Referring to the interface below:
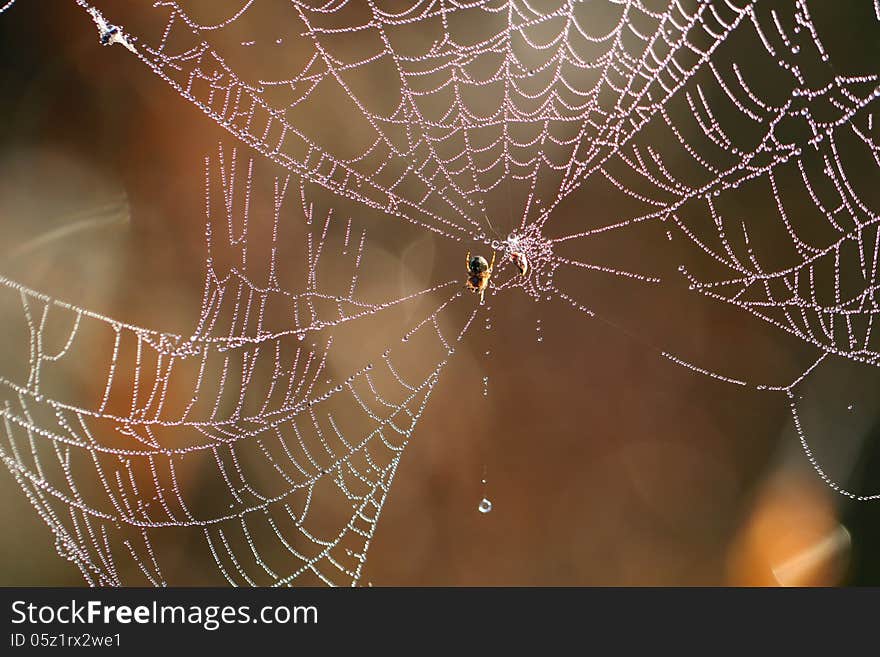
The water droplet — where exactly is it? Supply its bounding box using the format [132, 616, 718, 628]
[478, 498, 493, 514]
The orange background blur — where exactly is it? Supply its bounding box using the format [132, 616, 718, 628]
[1, 1, 879, 586]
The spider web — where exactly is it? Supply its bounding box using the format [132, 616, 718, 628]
[1, 0, 880, 585]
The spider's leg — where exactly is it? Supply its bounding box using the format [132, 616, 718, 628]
[466, 251, 471, 271]
[489, 251, 496, 271]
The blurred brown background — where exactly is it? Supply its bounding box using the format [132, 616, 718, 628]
[1, 0, 879, 586]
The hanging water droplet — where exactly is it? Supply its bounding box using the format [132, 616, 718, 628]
[478, 498, 493, 514]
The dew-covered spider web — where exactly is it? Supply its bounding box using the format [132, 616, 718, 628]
[1, 0, 880, 585]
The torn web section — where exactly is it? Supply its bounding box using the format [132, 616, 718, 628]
[659, 1, 880, 365]
[0, 144, 478, 586]
[540, 0, 880, 500]
[539, 1, 876, 383]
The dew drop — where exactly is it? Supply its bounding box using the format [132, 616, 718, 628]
[478, 498, 493, 514]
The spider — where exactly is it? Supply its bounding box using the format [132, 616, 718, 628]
[465, 251, 495, 304]
[88, 7, 137, 54]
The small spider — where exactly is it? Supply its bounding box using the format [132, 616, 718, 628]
[510, 251, 529, 276]
[465, 251, 495, 304]
[88, 7, 137, 54]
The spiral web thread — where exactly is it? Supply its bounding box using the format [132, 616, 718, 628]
[1, 0, 880, 584]
[0, 141, 476, 585]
